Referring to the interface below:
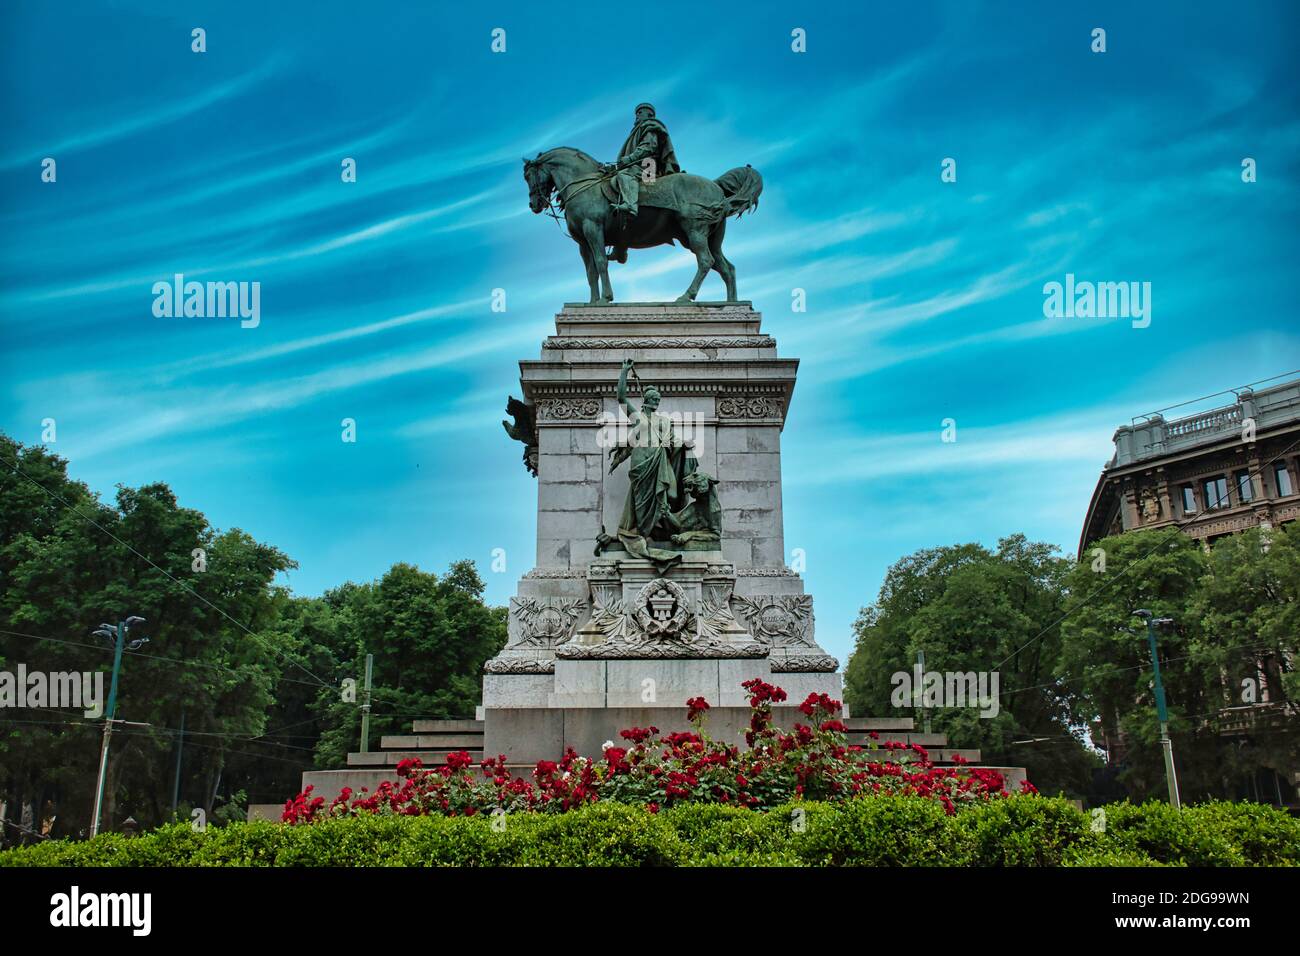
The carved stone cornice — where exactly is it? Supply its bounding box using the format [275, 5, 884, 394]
[523, 567, 588, 579]
[544, 336, 775, 349]
[528, 383, 789, 400]
[555, 303, 759, 322]
[556, 640, 767, 660]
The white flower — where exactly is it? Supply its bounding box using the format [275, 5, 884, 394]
[602, 739, 615, 751]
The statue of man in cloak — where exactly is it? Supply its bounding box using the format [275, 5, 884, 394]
[603, 103, 681, 263]
[607, 102, 680, 215]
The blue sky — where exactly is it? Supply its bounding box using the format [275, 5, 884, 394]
[2, 1, 1298, 665]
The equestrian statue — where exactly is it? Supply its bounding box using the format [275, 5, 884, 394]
[522, 103, 763, 304]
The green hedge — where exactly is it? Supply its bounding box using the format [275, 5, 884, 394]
[3, 797, 1296, 867]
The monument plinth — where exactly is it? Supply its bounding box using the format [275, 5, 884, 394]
[487, 300, 841, 762]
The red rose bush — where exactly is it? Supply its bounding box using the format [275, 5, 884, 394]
[283, 679, 1018, 824]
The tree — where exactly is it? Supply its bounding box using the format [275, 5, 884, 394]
[1060, 526, 1297, 803]
[0, 432, 509, 839]
[309, 561, 506, 768]
[845, 535, 1099, 798]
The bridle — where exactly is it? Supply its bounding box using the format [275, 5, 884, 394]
[525, 154, 614, 229]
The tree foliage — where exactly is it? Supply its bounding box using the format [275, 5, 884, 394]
[845, 535, 1099, 799]
[0, 433, 504, 840]
[1062, 527, 1299, 802]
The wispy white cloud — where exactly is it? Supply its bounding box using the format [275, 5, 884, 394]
[787, 407, 1128, 488]
[0, 57, 287, 170]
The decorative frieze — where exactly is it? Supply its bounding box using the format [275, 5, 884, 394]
[1186, 514, 1263, 537]
[558, 573, 766, 659]
[718, 396, 784, 420]
[733, 594, 815, 647]
[508, 597, 585, 647]
[772, 654, 840, 673]
[556, 640, 766, 659]
[483, 657, 556, 674]
[536, 398, 602, 421]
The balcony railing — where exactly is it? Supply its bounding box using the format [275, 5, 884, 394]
[1164, 404, 1243, 441]
[1112, 377, 1300, 467]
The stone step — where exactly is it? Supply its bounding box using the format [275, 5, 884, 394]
[347, 749, 484, 767]
[380, 734, 485, 750]
[410, 719, 483, 733]
[302, 759, 1018, 807]
[933, 749, 980, 763]
[856, 749, 982, 764]
[553, 302, 764, 338]
[843, 717, 915, 731]
[846, 732, 948, 747]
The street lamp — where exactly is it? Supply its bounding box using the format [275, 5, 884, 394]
[90, 616, 149, 837]
[1133, 609, 1180, 809]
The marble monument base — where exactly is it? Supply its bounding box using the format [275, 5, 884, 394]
[482, 657, 845, 763]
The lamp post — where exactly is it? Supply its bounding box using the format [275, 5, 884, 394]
[90, 616, 148, 837]
[1133, 609, 1180, 809]
[359, 653, 374, 753]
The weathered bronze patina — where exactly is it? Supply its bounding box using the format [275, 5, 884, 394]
[522, 104, 762, 303]
[595, 358, 722, 565]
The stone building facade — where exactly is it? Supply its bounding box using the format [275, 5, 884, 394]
[1079, 377, 1300, 556]
[1078, 375, 1300, 808]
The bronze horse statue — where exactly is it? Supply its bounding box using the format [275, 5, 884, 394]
[523, 147, 762, 303]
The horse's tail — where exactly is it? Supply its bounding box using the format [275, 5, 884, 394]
[714, 164, 763, 218]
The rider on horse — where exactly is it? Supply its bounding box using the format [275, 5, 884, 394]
[603, 103, 680, 262]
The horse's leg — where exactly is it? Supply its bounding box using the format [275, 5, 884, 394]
[676, 224, 714, 302]
[581, 219, 613, 302]
[708, 220, 737, 302]
[578, 238, 599, 303]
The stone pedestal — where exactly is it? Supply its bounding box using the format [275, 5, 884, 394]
[294, 301, 1029, 800]
[485, 301, 841, 763]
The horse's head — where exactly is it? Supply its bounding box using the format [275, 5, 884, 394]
[522, 154, 553, 214]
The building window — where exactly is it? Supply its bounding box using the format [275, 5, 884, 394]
[1203, 476, 1229, 510]
[1181, 485, 1197, 514]
[1277, 463, 1295, 497]
[1235, 470, 1254, 503]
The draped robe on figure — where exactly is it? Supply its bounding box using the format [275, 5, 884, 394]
[615, 407, 697, 566]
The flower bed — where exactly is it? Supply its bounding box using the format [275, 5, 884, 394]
[283, 679, 1031, 824]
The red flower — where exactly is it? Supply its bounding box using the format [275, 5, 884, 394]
[798, 692, 843, 717]
[395, 757, 423, 778]
[445, 751, 474, 771]
[686, 696, 711, 722]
